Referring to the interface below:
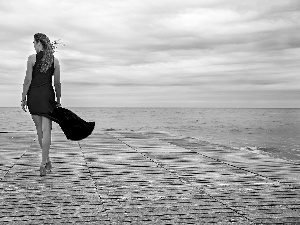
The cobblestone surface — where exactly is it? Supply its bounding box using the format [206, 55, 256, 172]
[0, 130, 299, 224]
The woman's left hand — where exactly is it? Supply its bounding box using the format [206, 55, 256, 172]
[21, 99, 27, 112]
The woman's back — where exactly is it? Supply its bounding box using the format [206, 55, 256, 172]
[30, 51, 55, 87]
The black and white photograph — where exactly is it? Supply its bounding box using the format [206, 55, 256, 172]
[0, 0, 300, 224]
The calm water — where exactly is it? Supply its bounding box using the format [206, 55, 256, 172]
[1, 107, 299, 162]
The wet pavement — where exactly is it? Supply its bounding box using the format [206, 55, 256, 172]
[0, 130, 299, 224]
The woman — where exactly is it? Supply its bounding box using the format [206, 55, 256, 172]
[21, 33, 61, 176]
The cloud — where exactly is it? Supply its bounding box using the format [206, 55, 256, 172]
[0, 0, 299, 107]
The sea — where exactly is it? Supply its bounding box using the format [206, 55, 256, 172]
[1, 107, 299, 163]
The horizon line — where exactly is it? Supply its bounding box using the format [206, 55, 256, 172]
[1, 106, 300, 109]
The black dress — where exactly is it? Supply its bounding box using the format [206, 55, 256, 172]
[27, 51, 95, 141]
[27, 51, 56, 116]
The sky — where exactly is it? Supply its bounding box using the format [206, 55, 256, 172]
[1, 0, 300, 108]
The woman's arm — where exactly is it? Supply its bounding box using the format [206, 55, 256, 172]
[54, 58, 61, 104]
[22, 55, 34, 101]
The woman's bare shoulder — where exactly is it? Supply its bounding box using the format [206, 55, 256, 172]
[54, 57, 60, 69]
[28, 54, 36, 60]
[28, 54, 36, 66]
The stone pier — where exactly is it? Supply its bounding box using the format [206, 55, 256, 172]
[0, 131, 299, 224]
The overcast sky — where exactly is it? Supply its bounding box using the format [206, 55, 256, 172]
[1, 0, 300, 107]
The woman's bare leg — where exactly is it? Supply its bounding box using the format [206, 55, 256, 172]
[41, 116, 52, 164]
[31, 115, 43, 148]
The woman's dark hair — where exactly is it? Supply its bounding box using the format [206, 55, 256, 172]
[34, 33, 55, 73]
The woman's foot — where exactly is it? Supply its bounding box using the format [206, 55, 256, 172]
[45, 159, 52, 171]
[40, 163, 47, 176]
